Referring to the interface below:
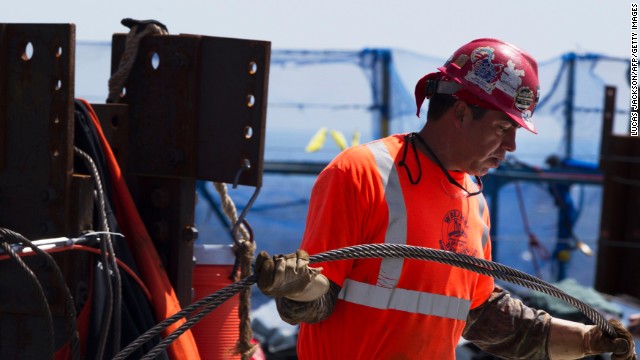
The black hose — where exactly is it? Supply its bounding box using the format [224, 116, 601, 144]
[114, 243, 617, 360]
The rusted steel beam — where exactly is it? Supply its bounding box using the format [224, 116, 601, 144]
[595, 87, 640, 300]
[110, 33, 270, 186]
[92, 102, 129, 167]
[109, 33, 270, 306]
[0, 23, 76, 239]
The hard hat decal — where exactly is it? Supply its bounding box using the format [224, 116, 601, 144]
[464, 47, 504, 94]
[418, 38, 540, 133]
[453, 54, 470, 69]
[522, 110, 535, 131]
[495, 60, 524, 98]
[515, 86, 535, 111]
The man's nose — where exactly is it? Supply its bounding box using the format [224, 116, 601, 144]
[502, 129, 517, 152]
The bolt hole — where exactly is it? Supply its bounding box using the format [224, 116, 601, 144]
[246, 94, 255, 108]
[244, 126, 253, 140]
[54, 79, 62, 91]
[22, 42, 34, 61]
[151, 52, 160, 70]
[56, 46, 63, 58]
[111, 115, 119, 128]
[249, 61, 257, 75]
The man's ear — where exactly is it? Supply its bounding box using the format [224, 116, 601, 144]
[452, 100, 467, 127]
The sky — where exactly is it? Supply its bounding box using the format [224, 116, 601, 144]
[3, 0, 632, 62]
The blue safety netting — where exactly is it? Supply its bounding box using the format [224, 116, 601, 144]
[74, 41, 631, 294]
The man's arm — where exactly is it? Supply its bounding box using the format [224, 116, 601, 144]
[464, 286, 636, 360]
[463, 286, 551, 359]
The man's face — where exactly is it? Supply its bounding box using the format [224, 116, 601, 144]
[456, 109, 518, 176]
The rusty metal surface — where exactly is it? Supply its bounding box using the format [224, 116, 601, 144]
[0, 250, 90, 357]
[0, 24, 99, 357]
[195, 35, 270, 187]
[599, 86, 616, 171]
[110, 33, 270, 187]
[68, 174, 95, 237]
[126, 175, 197, 306]
[595, 86, 640, 299]
[92, 102, 129, 166]
[0, 23, 76, 239]
[111, 34, 199, 179]
[596, 135, 640, 299]
[0, 255, 55, 358]
[108, 33, 270, 305]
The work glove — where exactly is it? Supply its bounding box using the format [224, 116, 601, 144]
[254, 250, 329, 301]
[548, 318, 637, 360]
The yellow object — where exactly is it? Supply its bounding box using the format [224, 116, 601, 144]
[330, 130, 348, 151]
[351, 130, 361, 147]
[305, 127, 328, 152]
[306, 127, 360, 152]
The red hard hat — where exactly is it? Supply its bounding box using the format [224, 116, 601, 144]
[415, 38, 540, 134]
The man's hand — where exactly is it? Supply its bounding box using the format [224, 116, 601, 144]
[254, 250, 329, 301]
[589, 320, 637, 360]
[549, 318, 637, 360]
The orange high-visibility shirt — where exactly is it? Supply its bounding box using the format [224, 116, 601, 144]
[298, 134, 494, 359]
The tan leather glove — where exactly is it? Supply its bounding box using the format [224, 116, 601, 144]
[254, 250, 329, 301]
[548, 318, 637, 360]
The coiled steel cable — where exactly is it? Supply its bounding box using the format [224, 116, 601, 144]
[114, 243, 617, 360]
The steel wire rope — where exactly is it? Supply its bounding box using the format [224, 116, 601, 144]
[114, 243, 617, 360]
[75, 147, 123, 358]
[0, 230, 56, 357]
[0, 228, 80, 359]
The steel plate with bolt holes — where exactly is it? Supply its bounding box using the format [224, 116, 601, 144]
[0, 23, 76, 239]
[110, 33, 270, 187]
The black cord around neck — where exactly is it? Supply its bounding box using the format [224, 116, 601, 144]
[407, 132, 483, 197]
[398, 134, 422, 185]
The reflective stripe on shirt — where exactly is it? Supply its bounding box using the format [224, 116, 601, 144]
[339, 278, 472, 320]
[478, 194, 489, 248]
[336, 139, 486, 320]
[367, 141, 407, 288]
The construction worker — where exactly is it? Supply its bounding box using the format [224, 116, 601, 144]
[254, 38, 637, 359]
